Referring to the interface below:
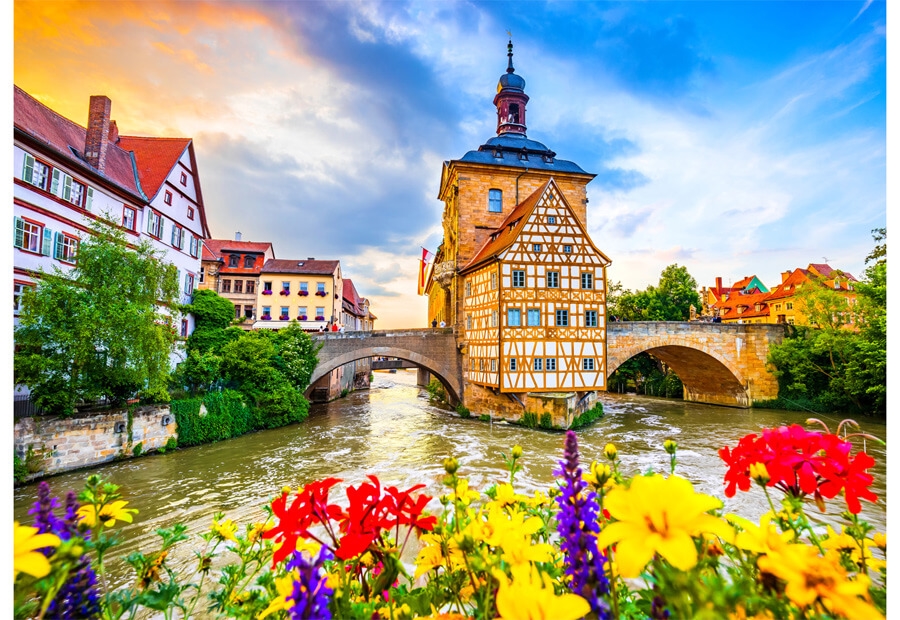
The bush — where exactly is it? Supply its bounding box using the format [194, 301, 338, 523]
[571, 402, 604, 429]
[14, 453, 28, 484]
[253, 384, 308, 429]
[455, 404, 471, 418]
[171, 390, 254, 447]
[520, 412, 538, 428]
[426, 379, 447, 403]
[539, 412, 553, 429]
[132, 442, 143, 457]
[479, 414, 491, 422]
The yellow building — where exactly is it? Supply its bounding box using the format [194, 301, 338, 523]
[255, 259, 342, 331]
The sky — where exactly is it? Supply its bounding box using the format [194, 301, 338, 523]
[12, 0, 887, 329]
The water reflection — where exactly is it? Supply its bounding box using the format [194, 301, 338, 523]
[14, 369, 886, 588]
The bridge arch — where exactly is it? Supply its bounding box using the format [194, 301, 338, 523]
[308, 330, 463, 406]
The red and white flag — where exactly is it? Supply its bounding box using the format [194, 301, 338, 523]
[417, 247, 435, 295]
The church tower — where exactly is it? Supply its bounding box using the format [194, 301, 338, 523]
[428, 40, 597, 329]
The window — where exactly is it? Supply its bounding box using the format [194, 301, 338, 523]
[488, 189, 502, 213]
[491, 359, 497, 372]
[775, 304, 782, 311]
[14, 217, 50, 255]
[235, 304, 242, 320]
[164, 191, 173, 205]
[547, 216, 556, 224]
[510, 358, 517, 371]
[465, 281, 472, 297]
[54, 233, 78, 263]
[221, 279, 231, 293]
[315, 306, 325, 319]
[786, 302, 794, 310]
[527, 308, 541, 326]
[228, 254, 239, 267]
[491, 310, 498, 327]
[187, 206, 195, 220]
[199, 267, 205, 283]
[282, 281, 291, 293]
[22, 154, 50, 190]
[299, 306, 308, 317]
[181, 319, 189, 338]
[244, 305, 254, 319]
[180, 171, 188, 186]
[563, 245, 573, 253]
[171, 225, 184, 250]
[585, 310, 598, 327]
[491, 272, 498, 289]
[14, 283, 32, 314]
[262, 306, 271, 318]
[317, 282, 326, 294]
[546, 358, 557, 371]
[263, 281, 272, 292]
[556, 309, 569, 326]
[466, 315, 472, 330]
[234, 280, 243, 294]
[147, 211, 163, 238]
[122, 207, 136, 231]
[66, 179, 86, 207]
[507, 308, 521, 326]
[189, 235, 199, 258]
[246, 281, 255, 294]
[583, 358, 595, 371]
[280, 306, 289, 319]
[581, 272, 593, 289]
[533, 244, 542, 252]
[534, 358, 543, 371]
[547, 271, 559, 288]
[512, 270, 525, 288]
[479, 359, 484, 371]
[244, 255, 254, 268]
[184, 272, 195, 295]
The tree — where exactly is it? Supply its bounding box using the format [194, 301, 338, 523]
[14, 220, 179, 415]
[607, 264, 701, 321]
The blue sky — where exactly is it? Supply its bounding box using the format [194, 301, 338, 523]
[14, 0, 887, 327]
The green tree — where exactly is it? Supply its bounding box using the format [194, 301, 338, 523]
[608, 264, 701, 321]
[14, 220, 179, 415]
[270, 323, 320, 391]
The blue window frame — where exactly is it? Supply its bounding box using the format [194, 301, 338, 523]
[488, 189, 502, 213]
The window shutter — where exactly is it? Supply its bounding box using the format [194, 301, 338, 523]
[50, 169, 61, 196]
[54, 231, 63, 260]
[85, 188, 93, 211]
[14, 217, 25, 249]
[62, 175, 73, 201]
[176, 269, 181, 292]
[158, 219, 164, 240]
[171, 224, 177, 246]
[22, 154, 34, 184]
[41, 227, 52, 256]
[147, 212, 155, 235]
[185, 273, 191, 293]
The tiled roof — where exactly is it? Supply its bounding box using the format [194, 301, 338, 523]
[714, 289, 771, 320]
[116, 136, 190, 201]
[807, 263, 858, 282]
[262, 259, 339, 275]
[201, 243, 219, 261]
[14, 85, 142, 197]
[204, 239, 275, 258]
[461, 180, 549, 272]
[456, 134, 591, 174]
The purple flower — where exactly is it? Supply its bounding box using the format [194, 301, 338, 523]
[555, 431, 610, 618]
[286, 547, 333, 619]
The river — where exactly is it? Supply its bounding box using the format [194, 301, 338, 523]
[14, 369, 887, 589]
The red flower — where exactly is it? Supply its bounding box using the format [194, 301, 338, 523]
[264, 478, 344, 566]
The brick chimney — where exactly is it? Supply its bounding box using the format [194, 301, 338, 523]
[715, 276, 722, 292]
[782, 271, 792, 283]
[84, 95, 112, 172]
[108, 120, 119, 144]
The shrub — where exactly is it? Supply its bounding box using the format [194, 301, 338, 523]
[479, 414, 491, 422]
[521, 412, 538, 428]
[340, 388, 349, 398]
[426, 378, 447, 403]
[455, 404, 471, 418]
[570, 401, 604, 429]
[165, 436, 178, 451]
[14, 453, 28, 484]
[539, 412, 553, 429]
[132, 442, 143, 457]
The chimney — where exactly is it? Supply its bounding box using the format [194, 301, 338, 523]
[782, 271, 791, 283]
[84, 95, 112, 172]
[108, 120, 119, 144]
[715, 277, 722, 291]
[235, 232, 242, 241]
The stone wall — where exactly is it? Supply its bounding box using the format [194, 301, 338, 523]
[14, 405, 176, 481]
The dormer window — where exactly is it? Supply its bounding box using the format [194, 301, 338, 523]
[244, 255, 254, 268]
[228, 254, 239, 267]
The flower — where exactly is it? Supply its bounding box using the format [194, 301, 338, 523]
[315, 316, 325, 321]
[555, 431, 609, 616]
[279, 315, 290, 321]
[299, 290, 309, 296]
[262, 314, 272, 320]
[511, 445, 523, 459]
[663, 439, 677, 455]
[212, 518, 238, 542]
[494, 563, 591, 620]
[264, 478, 344, 566]
[298, 315, 307, 321]
[286, 547, 333, 619]
[749, 462, 770, 486]
[76, 500, 138, 528]
[280, 290, 290, 296]
[262, 290, 273, 295]
[604, 443, 617, 461]
[596, 474, 734, 578]
[14, 521, 60, 579]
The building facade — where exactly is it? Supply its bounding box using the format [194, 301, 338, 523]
[342, 279, 377, 331]
[13, 86, 209, 345]
[254, 259, 343, 331]
[200, 236, 275, 328]
[426, 42, 610, 421]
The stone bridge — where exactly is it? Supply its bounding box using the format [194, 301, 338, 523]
[310, 329, 462, 403]
[311, 323, 785, 409]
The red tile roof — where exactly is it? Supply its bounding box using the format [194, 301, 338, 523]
[116, 136, 190, 200]
[262, 259, 340, 275]
[14, 85, 142, 197]
[714, 289, 772, 320]
[807, 263, 858, 282]
[204, 239, 275, 257]
[201, 243, 218, 261]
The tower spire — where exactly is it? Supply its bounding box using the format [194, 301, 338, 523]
[494, 37, 528, 136]
[507, 37, 515, 73]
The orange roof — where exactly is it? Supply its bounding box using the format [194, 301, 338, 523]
[262, 259, 339, 275]
[714, 288, 771, 320]
[14, 85, 142, 197]
[116, 136, 190, 200]
[461, 181, 550, 272]
[204, 239, 275, 257]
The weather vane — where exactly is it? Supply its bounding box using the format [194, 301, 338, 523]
[506, 29, 512, 39]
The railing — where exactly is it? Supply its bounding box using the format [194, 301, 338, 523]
[14, 394, 116, 419]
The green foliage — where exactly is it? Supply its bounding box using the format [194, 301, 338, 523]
[165, 436, 178, 451]
[340, 388, 350, 398]
[14, 453, 28, 484]
[520, 412, 538, 428]
[608, 264, 701, 321]
[570, 402, 604, 429]
[610, 353, 683, 398]
[171, 390, 254, 447]
[455, 404, 471, 418]
[539, 412, 553, 429]
[478, 414, 491, 422]
[14, 219, 179, 416]
[132, 442, 143, 457]
[270, 323, 320, 391]
[426, 378, 447, 403]
[186, 289, 234, 331]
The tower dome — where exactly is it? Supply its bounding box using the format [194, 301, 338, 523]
[493, 39, 529, 136]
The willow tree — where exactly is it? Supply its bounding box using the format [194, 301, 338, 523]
[14, 219, 180, 415]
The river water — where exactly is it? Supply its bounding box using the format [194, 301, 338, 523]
[14, 369, 887, 589]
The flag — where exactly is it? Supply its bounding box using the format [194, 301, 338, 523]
[417, 247, 435, 295]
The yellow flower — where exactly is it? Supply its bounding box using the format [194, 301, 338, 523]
[663, 439, 677, 454]
[212, 518, 238, 542]
[414, 532, 466, 580]
[474, 505, 554, 566]
[584, 461, 612, 489]
[729, 606, 775, 619]
[258, 573, 295, 619]
[511, 444, 523, 459]
[749, 462, 770, 485]
[247, 519, 274, 544]
[493, 483, 528, 507]
[449, 478, 480, 505]
[77, 500, 138, 528]
[596, 474, 734, 578]
[527, 490, 552, 508]
[758, 543, 883, 619]
[494, 563, 590, 620]
[872, 532, 886, 551]
[14, 521, 60, 579]
[821, 525, 885, 572]
[604, 443, 618, 461]
[727, 513, 794, 556]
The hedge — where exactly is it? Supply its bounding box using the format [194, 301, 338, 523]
[171, 390, 254, 447]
